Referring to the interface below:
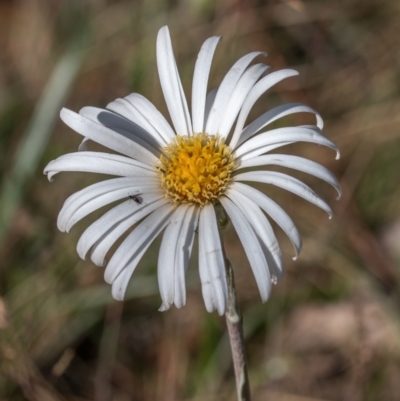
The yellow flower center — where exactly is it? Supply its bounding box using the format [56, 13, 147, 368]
[158, 133, 236, 206]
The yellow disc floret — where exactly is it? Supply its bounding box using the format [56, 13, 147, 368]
[158, 133, 236, 206]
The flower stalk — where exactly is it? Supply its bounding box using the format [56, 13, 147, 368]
[225, 259, 251, 401]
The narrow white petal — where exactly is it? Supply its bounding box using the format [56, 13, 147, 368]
[110, 204, 174, 300]
[158, 205, 189, 311]
[105, 203, 174, 285]
[206, 51, 265, 136]
[125, 93, 176, 142]
[61, 176, 157, 214]
[232, 182, 301, 259]
[58, 177, 160, 232]
[106, 97, 167, 145]
[66, 187, 162, 234]
[90, 197, 169, 267]
[226, 188, 284, 281]
[58, 178, 131, 231]
[218, 63, 269, 139]
[157, 26, 192, 136]
[77, 194, 166, 261]
[78, 137, 89, 151]
[173, 205, 199, 307]
[234, 170, 333, 218]
[235, 125, 340, 160]
[237, 154, 341, 198]
[219, 197, 272, 302]
[44, 151, 157, 181]
[236, 102, 324, 147]
[60, 108, 158, 165]
[199, 204, 227, 315]
[198, 213, 216, 313]
[192, 36, 221, 133]
[203, 88, 218, 130]
[230, 69, 299, 148]
[79, 106, 161, 151]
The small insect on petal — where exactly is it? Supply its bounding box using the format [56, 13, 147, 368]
[129, 194, 143, 204]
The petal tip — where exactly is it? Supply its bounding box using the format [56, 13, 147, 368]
[111, 284, 125, 301]
[158, 303, 170, 312]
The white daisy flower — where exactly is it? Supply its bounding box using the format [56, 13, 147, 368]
[44, 26, 340, 315]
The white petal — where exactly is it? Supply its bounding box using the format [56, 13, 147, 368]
[230, 69, 299, 148]
[157, 26, 192, 136]
[61, 177, 157, 215]
[232, 182, 301, 259]
[219, 196, 272, 302]
[241, 142, 293, 157]
[158, 205, 189, 311]
[173, 205, 199, 307]
[218, 63, 269, 139]
[237, 154, 341, 199]
[235, 125, 340, 160]
[124, 94, 176, 142]
[203, 88, 218, 130]
[106, 97, 167, 145]
[111, 205, 173, 301]
[233, 170, 333, 218]
[199, 204, 227, 315]
[90, 198, 169, 267]
[78, 137, 89, 151]
[205, 51, 266, 136]
[159, 205, 199, 311]
[60, 108, 158, 165]
[237, 102, 324, 148]
[44, 151, 157, 181]
[77, 194, 166, 261]
[58, 177, 160, 232]
[226, 188, 284, 282]
[198, 212, 216, 313]
[79, 106, 161, 151]
[192, 36, 221, 133]
[105, 203, 174, 286]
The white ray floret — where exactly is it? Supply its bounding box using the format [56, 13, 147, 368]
[225, 188, 283, 281]
[233, 171, 333, 218]
[205, 51, 266, 136]
[220, 197, 272, 301]
[231, 182, 302, 259]
[199, 204, 228, 315]
[218, 63, 269, 139]
[44, 25, 340, 314]
[79, 106, 161, 151]
[237, 154, 342, 199]
[235, 125, 340, 160]
[230, 69, 299, 148]
[158, 204, 190, 311]
[89, 197, 169, 267]
[77, 195, 166, 261]
[192, 36, 221, 133]
[157, 26, 192, 137]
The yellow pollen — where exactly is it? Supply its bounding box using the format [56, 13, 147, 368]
[158, 133, 236, 206]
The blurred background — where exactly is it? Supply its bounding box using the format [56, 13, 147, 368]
[1, 0, 400, 400]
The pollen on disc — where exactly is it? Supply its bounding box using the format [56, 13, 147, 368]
[158, 133, 236, 206]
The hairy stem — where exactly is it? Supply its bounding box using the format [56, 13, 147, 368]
[225, 260, 251, 401]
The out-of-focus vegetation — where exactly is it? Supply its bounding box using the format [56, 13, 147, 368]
[1, 0, 400, 400]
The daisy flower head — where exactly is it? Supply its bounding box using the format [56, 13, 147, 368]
[44, 26, 341, 315]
